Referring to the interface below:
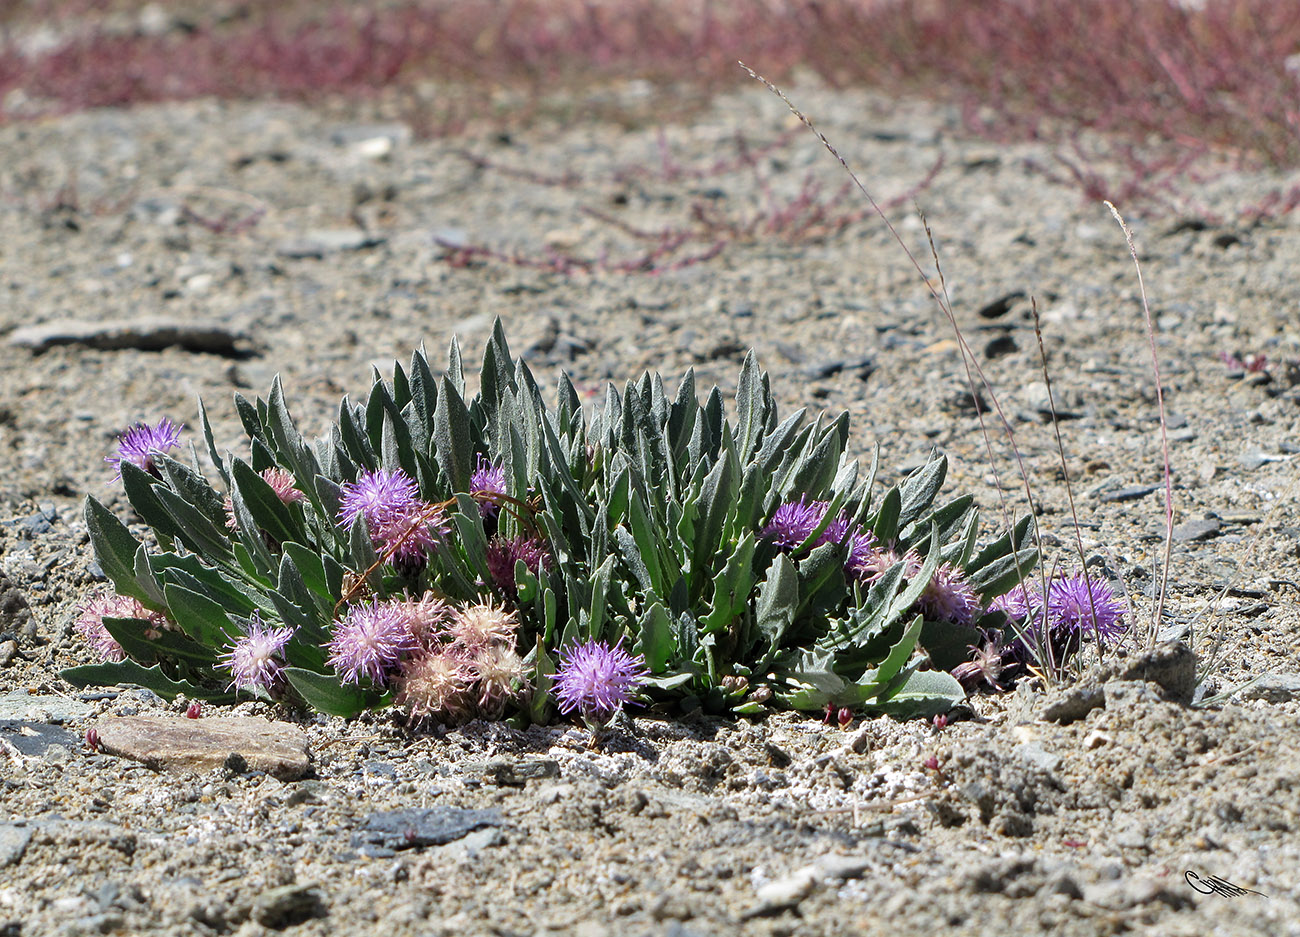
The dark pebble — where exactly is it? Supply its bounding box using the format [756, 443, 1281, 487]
[1097, 484, 1163, 503]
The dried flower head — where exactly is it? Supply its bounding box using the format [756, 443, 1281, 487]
[395, 649, 473, 722]
[394, 591, 453, 648]
[106, 418, 183, 478]
[848, 546, 920, 585]
[449, 600, 518, 650]
[471, 454, 507, 519]
[74, 591, 167, 662]
[486, 534, 553, 598]
[327, 600, 417, 686]
[225, 466, 305, 530]
[553, 638, 647, 724]
[219, 613, 294, 693]
[470, 643, 528, 714]
[1046, 572, 1126, 643]
[951, 634, 1008, 691]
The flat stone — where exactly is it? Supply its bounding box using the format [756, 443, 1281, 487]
[8, 317, 246, 355]
[1235, 673, 1300, 703]
[276, 229, 385, 258]
[469, 755, 561, 786]
[0, 721, 82, 757]
[0, 690, 94, 723]
[356, 807, 503, 852]
[0, 824, 32, 867]
[1038, 686, 1105, 724]
[1097, 483, 1163, 503]
[1172, 517, 1221, 542]
[247, 883, 325, 928]
[93, 715, 311, 780]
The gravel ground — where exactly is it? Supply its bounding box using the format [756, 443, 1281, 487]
[2, 82, 1300, 935]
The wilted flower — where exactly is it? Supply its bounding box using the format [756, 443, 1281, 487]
[951, 634, 1008, 691]
[219, 613, 294, 693]
[470, 643, 528, 714]
[486, 535, 553, 598]
[449, 600, 517, 650]
[74, 591, 167, 662]
[394, 591, 453, 647]
[553, 638, 647, 724]
[224, 466, 304, 530]
[849, 546, 920, 585]
[1047, 572, 1126, 642]
[106, 418, 182, 478]
[471, 455, 507, 519]
[395, 650, 473, 722]
[327, 600, 417, 686]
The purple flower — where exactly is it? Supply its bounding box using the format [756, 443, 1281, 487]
[338, 468, 446, 570]
[106, 418, 183, 478]
[219, 613, 294, 693]
[918, 562, 980, 627]
[486, 535, 553, 598]
[762, 497, 828, 550]
[327, 600, 418, 686]
[74, 591, 166, 662]
[471, 455, 507, 519]
[1047, 572, 1126, 642]
[553, 638, 647, 724]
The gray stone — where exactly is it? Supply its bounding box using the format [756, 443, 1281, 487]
[93, 715, 311, 780]
[0, 690, 94, 723]
[7, 317, 247, 355]
[357, 807, 503, 852]
[1038, 686, 1105, 724]
[1235, 673, 1300, 703]
[0, 824, 32, 867]
[0, 721, 82, 757]
[276, 229, 385, 258]
[470, 755, 561, 786]
[1172, 517, 1222, 542]
[248, 883, 325, 928]
[1096, 642, 1198, 704]
[1097, 484, 1163, 503]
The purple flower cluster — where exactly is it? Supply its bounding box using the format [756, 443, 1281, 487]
[74, 591, 169, 662]
[326, 592, 528, 722]
[553, 638, 647, 725]
[486, 534, 554, 599]
[471, 455, 508, 519]
[106, 418, 183, 478]
[220, 613, 294, 694]
[762, 497, 877, 571]
[995, 572, 1127, 645]
[338, 468, 447, 570]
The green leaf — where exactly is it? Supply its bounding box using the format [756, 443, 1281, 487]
[119, 461, 186, 543]
[871, 486, 901, 544]
[163, 583, 241, 649]
[874, 668, 966, 719]
[61, 661, 234, 702]
[102, 617, 219, 667]
[529, 636, 556, 725]
[84, 496, 154, 606]
[635, 601, 675, 673]
[897, 453, 947, 530]
[701, 533, 756, 635]
[284, 668, 382, 717]
[198, 397, 229, 486]
[283, 543, 333, 600]
[433, 376, 473, 493]
[755, 553, 799, 649]
[231, 458, 301, 547]
[920, 619, 981, 671]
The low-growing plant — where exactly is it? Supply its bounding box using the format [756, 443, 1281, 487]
[65, 322, 1045, 723]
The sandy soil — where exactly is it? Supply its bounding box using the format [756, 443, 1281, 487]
[2, 83, 1299, 935]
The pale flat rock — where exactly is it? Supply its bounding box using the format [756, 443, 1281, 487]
[93, 715, 311, 780]
[8, 317, 246, 355]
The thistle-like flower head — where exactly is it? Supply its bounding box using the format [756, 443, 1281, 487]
[74, 591, 166, 662]
[471, 643, 528, 714]
[219, 613, 294, 693]
[1046, 572, 1126, 642]
[106, 418, 182, 478]
[951, 633, 1008, 691]
[225, 466, 304, 530]
[471, 454, 507, 519]
[486, 535, 553, 598]
[338, 468, 421, 530]
[395, 649, 473, 722]
[918, 562, 980, 627]
[395, 591, 453, 648]
[449, 600, 518, 650]
[761, 497, 828, 551]
[327, 599, 417, 686]
[553, 638, 647, 724]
